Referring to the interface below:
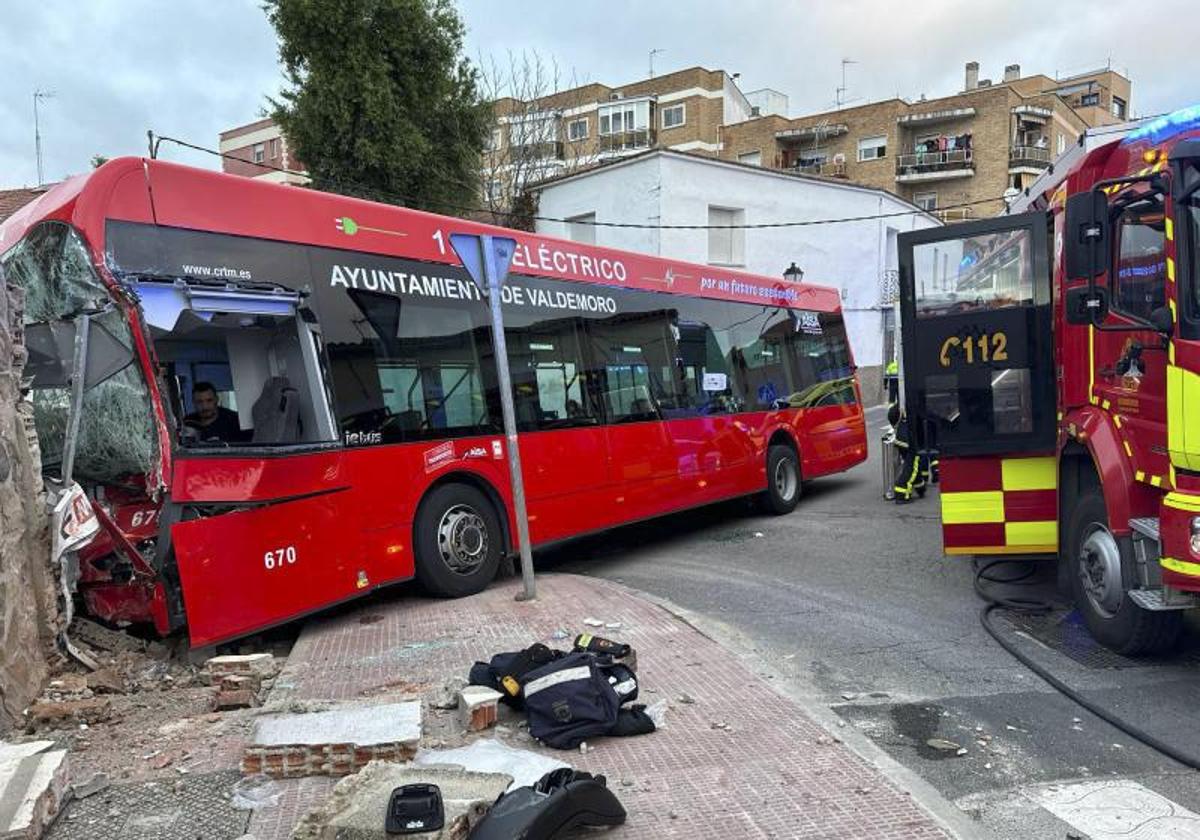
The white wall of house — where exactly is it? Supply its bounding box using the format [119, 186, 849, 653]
[535, 151, 939, 374]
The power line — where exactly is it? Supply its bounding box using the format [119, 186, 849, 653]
[151, 132, 1008, 230]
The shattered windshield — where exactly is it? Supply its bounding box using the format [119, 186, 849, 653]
[1, 222, 158, 483]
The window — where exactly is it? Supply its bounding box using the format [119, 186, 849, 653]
[588, 307, 682, 423]
[567, 213, 596, 245]
[486, 128, 502, 152]
[268, 138, 279, 159]
[252, 143, 265, 164]
[912, 227, 1035, 317]
[1113, 96, 1127, 120]
[707, 206, 745, 266]
[1080, 92, 1100, 107]
[662, 104, 686, 130]
[1057, 133, 1066, 154]
[738, 151, 762, 167]
[598, 101, 650, 136]
[484, 179, 502, 204]
[914, 192, 938, 212]
[1114, 196, 1167, 323]
[567, 118, 588, 142]
[857, 135, 887, 161]
[510, 113, 558, 148]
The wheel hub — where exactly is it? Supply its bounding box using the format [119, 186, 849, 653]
[774, 457, 797, 502]
[437, 504, 488, 575]
[1078, 525, 1123, 617]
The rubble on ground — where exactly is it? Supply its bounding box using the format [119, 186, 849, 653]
[0, 740, 69, 840]
[291, 762, 511, 840]
[244, 700, 422, 778]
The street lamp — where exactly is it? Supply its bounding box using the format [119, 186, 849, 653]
[783, 262, 804, 284]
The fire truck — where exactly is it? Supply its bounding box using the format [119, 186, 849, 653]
[898, 104, 1200, 654]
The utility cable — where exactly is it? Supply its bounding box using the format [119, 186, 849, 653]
[973, 556, 1200, 771]
[149, 133, 1008, 230]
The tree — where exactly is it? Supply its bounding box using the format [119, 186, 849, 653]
[265, 0, 492, 213]
[477, 50, 603, 225]
[90, 154, 109, 169]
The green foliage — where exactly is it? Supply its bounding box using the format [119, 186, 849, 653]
[265, 0, 491, 213]
[90, 154, 110, 169]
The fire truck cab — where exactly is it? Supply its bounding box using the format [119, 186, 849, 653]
[899, 105, 1200, 654]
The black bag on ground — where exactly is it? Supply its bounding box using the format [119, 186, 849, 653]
[467, 768, 625, 839]
[522, 652, 621, 750]
[468, 643, 564, 709]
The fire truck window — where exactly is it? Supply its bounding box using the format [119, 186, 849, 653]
[912, 228, 1034, 318]
[991, 368, 1034, 435]
[1114, 200, 1166, 322]
[1191, 196, 1200, 318]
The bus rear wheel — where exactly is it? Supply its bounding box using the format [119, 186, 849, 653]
[414, 482, 502, 598]
[1068, 488, 1181, 655]
[763, 444, 801, 515]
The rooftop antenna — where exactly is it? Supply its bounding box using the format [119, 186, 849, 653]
[648, 48, 665, 79]
[33, 89, 56, 186]
[836, 58, 857, 109]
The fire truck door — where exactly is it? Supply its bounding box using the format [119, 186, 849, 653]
[898, 213, 1057, 555]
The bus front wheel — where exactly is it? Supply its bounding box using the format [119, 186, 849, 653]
[414, 482, 502, 598]
[1067, 488, 1181, 655]
[763, 444, 801, 515]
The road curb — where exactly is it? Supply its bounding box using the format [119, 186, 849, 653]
[617, 581, 989, 840]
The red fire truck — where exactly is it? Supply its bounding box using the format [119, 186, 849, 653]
[899, 105, 1200, 654]
[1, 158, 866, 647]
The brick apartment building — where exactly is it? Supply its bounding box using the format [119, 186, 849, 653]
[719, 62, 1132, 221]
[217, 117, 308, 185]
[483, 66, 785, 204]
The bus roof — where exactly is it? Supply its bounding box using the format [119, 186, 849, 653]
[1, 157, 843, 313]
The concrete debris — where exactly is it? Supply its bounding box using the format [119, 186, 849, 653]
[214, 689, 259, 711]
[0, 740, 69, 840]
[26, 698, 112, 729]
[605, 622, 622, 630]
[457, 687, 502, 732]
[68, 771, 111, 799]
[85, 667, 125, 695]
[415, 739, 570, 790]
[925, 738, 962, 752]
[428, 678, 466, 711]
[47, 675, 87, 695]
[205, 653, 279, 680]
[68, 618, 169, 659]
[291, 761, 511, 840]
[583, 618, 605, 628]
[244, 701, 421, 778]
[676, 693, 695, 705]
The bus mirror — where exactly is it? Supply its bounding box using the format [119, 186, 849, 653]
[1064, 191, 1108, 281]
[1150, 305, 1174, 337]
[1065, 285, 1109, 325]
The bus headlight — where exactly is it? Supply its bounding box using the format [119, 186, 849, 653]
[1192, 517, 1200, 555]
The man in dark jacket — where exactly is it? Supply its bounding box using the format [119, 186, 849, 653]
[185, 381, 245, 442]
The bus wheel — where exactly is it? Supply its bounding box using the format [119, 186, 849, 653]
[1068, 488, 1181, 655]
[414, 483, 502, 598]
[763, 444, 801, 515]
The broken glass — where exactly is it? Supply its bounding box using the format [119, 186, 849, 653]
[2, 222, 109, 322]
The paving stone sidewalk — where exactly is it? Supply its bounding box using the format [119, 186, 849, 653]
[249, 573, 956, 839]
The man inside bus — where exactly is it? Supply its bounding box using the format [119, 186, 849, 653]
[184, 381, 246, 443]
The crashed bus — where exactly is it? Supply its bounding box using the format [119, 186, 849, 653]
[1, 158, 867, 648]
[898, 104, 1200, 654]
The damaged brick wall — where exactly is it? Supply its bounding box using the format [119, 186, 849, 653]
[0, 269, 56, 731]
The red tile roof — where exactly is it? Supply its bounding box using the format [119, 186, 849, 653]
[0, 187, 50, 223]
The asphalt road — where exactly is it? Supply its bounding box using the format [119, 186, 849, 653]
[538, 404, 1200, 839]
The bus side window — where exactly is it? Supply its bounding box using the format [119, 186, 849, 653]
[586, 310, 681, 422]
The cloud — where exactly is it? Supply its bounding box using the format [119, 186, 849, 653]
[2, 0, 1196, 188]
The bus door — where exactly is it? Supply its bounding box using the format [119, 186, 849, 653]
[898, 213, 1057, 556]
[138, 280, 358, 646]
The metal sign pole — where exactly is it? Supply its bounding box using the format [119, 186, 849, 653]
[451, 233, 536, 601]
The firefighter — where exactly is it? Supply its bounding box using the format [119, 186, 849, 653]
[890, 404, 928, 504]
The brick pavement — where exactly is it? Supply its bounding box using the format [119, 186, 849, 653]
[248, 574, 955, 839]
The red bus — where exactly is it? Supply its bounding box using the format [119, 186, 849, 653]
[1, 158, 867, 647]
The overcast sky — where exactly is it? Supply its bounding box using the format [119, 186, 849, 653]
[3, 0, 1198, 188]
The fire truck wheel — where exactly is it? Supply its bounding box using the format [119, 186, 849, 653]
[1068, 489, 1182, 655]
[763, 444, 801, 515]
[414, 483, 502, 598]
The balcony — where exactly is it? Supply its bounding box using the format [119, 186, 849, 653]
[1009, 145, 1053, 171]
[776, 123, 849, 142]
[510, 140, 565, 161]
[934, 207, 973, 223]
[897, 107, 976, 127]
[599, 129, 656, 154]
[895, 149, 974, 183]
[790, 160, 847, 178]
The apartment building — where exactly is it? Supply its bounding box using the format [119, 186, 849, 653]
[484, 67, 786, 206]
[217, 118, 309, 185]
[720, 62, 1132, 221]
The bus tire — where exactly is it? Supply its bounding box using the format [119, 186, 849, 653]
[1068, 488, 1182, 655]
[414, 482, 502, 598]
[763, 444, 801, 515]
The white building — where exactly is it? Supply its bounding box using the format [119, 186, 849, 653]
[533, 149, 940, 397]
